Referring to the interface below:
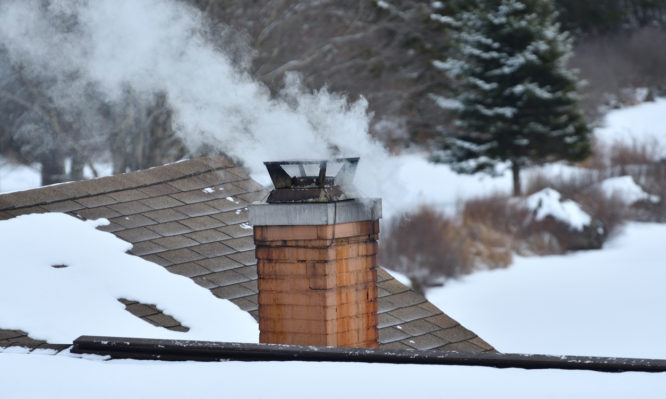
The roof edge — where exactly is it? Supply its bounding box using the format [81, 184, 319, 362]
[71, 335, 666, 373]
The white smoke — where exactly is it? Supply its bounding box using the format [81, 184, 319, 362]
[0, 0, 396, 201]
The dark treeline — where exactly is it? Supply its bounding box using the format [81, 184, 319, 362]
[555, 0, 666, 37]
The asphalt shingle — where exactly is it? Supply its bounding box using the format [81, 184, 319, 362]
[185, 229, 232, 244]
[0, 156, 495, 353]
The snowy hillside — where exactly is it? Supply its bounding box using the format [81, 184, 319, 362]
[595, 97, 666, 158]
[427, 222, 666, 358]
[421, 97, 666, 359]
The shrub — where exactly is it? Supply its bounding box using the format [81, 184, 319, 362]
[379, 206, 474, 293]
[632, 160, 666, 222]
[577, 189, 627, 239]
[526, 169, 628, 240]
[525, 169, 601, 199]
[578, 137, 665, 223]
[463, 183, 622, 256]
[381, 139, 662, 290]
[460, 194, 516, 268]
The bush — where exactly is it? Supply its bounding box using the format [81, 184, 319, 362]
[460, 194, 517, 267]
[461, 191, 600, 256]
[525, 169, 601, 200]
[525, 169, 628, 240]
[381, 137, 664, 290]
[580, 138, 666, 223]
[379, 206, 474, 293]
[632, 160, 666, 222]
[464, 182, 624, 256]
[380, 187, 627, 291]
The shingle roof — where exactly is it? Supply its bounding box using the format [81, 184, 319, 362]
[0, 157, 494, 353]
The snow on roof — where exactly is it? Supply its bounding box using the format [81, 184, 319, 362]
[0, 156, 493, 352]
[0, 212, 258, 343]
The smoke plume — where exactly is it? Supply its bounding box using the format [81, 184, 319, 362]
[0, 0, 394, 199]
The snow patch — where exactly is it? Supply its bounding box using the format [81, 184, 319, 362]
[597, 176, 659, 204]
[525, 188, 591, 231]
[376, 0, 391, 10]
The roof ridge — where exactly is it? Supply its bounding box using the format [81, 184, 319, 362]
[0, 157, 237, 212]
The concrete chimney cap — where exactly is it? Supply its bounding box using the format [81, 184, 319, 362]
[248, 199, 381, 226]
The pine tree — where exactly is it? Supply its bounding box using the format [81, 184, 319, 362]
[438, 0, 591, 196]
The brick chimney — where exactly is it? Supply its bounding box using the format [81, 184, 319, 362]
[249, 159, 381, 348]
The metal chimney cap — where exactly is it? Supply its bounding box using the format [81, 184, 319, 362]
[263, 157, 359, 203]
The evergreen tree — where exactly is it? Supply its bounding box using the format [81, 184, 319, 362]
[438, 0, 591, 195]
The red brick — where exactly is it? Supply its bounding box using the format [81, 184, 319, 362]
[256, 219, 379, 348]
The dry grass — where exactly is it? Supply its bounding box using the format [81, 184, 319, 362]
[525, 169, 601, 199]
[460, 194, 519, 265]
[583, 138, 665, 223]
[525, 171, 628, 242]
[379, 206, 474, 293]
[609, 138, 662, 170]
[381, 138, 664, 289]
[381, 187, 627, 289]
[632, 160, 666, 222]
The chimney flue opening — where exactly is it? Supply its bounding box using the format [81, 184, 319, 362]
[264, 158, 359, 203]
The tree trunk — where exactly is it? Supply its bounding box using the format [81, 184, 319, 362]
[70, 152, 85, 181]
[512, 160, 522, 197]
[40, 152, 66, 186]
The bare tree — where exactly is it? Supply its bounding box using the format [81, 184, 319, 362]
[0, 49, 186, 185]
[571, 27, 666, 119]
[0, 50, 100, 184]
[105, 91, 186, 175]
[191, 0, 455, 149]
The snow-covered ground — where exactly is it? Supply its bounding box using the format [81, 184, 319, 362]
[595, 97, 666, 158]
[422, 99, 666, 360]
[0, 156, 112, 194]
[0, 158, 41, 193]
[428, 222, 666, 359]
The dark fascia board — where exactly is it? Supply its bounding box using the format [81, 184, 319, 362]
[71, 336, 666, 373]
